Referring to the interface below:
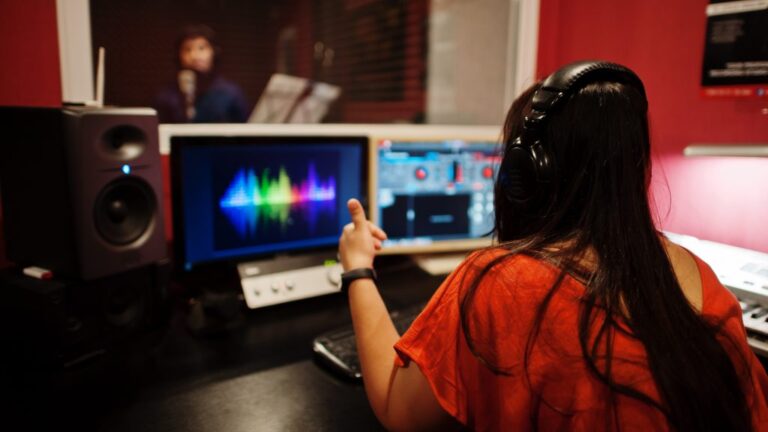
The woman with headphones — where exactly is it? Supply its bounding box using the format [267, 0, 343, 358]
[338, 61, 768, 431]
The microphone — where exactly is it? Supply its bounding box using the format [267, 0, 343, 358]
[177, 69, 196, 120]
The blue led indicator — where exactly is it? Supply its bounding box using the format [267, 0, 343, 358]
[121, 164, 131, 175]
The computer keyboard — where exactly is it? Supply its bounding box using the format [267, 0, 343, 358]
[313, 301, 427, 379]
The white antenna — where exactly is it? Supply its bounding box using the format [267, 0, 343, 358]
[95, 46, 105, 107]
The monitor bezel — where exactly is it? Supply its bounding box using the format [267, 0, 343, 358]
[170, 135, 371, 273]
[369, 135, 501, 255]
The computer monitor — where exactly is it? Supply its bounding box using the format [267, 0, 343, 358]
[171, 135, 368, 272]
[371, 137, 501, 255]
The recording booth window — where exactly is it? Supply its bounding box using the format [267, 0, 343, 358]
[86, 0, 521, 126]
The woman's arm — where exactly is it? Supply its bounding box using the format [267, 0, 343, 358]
[339, 199, 457, 430]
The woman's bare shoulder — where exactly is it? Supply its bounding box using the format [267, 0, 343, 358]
[662, 237, 704, 311]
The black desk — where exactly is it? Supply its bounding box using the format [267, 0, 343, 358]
[0, 257, 444, 431]
[105, 360, 375, 432]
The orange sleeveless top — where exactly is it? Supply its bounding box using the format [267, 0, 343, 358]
[394, 249, 768, 431]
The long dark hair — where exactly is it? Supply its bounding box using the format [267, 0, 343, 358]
[460, 78, 752, 430]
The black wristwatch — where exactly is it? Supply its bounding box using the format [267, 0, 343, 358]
[340, 268, 378, 293]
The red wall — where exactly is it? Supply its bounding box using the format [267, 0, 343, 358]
[0, 0, 62, 267]
[538, 0, 768, 252]
[0, 0, 61, 106]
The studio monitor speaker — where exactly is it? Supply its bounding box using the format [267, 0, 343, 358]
[0, 107, 167, 280]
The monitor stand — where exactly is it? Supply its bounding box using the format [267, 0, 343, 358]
[411, 252, 468, 276]
[237, 251, 343, 309]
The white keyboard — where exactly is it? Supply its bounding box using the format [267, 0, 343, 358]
[665, 232, 768, 357]
[740, 300, 768, 357]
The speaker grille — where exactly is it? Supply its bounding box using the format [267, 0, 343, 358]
[93, 177, 156, 246]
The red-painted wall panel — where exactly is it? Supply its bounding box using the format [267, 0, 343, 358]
[537, 0, 768, 252]
[0, 0, 62, 268]
[0, 0, 61, 106]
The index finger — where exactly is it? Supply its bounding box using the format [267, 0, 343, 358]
[347, 198, 368, 230]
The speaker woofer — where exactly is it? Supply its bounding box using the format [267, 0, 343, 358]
[94, 178, 156, 245]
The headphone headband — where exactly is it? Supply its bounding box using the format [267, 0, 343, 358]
[530, 61, 646, 121]
[501, 60, 646, 207]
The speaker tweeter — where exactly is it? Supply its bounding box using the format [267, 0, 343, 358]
[100, 124, 147, 160]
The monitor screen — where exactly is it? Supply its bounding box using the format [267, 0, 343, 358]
[373, 138, 500, 253]
[171, 136, 368, 271]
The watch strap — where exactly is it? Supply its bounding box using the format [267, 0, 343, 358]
[340, 268, 378, 293]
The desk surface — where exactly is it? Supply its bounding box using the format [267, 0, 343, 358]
[5, 256, 766, 431]
[105, 360, 379, 432]
[0, 257, 444, 431]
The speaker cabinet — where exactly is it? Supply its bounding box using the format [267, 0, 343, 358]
[0, 107, 166, 280]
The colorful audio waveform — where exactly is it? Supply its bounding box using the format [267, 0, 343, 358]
[218, 163, 337, 237]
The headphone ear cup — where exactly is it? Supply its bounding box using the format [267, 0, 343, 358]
[529, 140, 553, 183]
[500, 137, 539, 204]
[500, 137, 554, 205]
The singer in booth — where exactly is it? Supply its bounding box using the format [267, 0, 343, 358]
[153, 24, 250, 124]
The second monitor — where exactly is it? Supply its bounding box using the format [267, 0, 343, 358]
[372, 137, 501, 255]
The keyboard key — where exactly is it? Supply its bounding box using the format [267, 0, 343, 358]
[742, 302, 759, 313]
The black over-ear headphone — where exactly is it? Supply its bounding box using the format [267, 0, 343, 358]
[500, 60, 646, 207]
